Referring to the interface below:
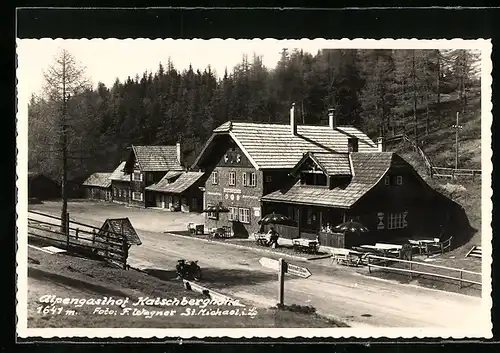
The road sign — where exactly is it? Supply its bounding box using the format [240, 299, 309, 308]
[286, 263, 312, 279]
[259, 257, 279, 271]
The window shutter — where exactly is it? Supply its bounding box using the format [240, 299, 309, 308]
[242, 172, 247, 186]
[377, 212, 385, 230]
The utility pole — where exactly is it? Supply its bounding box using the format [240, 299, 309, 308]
[60, 61, 70, 234]
[452, 111, 463, 170]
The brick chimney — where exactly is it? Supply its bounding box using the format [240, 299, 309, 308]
[176, 142, 182, 166]
[377, 137, 385, 152]
[290, 103, 297, 135]
[328, 108, 336, 129]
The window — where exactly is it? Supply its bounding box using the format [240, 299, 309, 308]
[147, 173, 154, 182]
[265, 175, 272, 183]
[348, 138, 359, 152]
[238, 208, 250, 224]
[384, 175, 390, 185]
[132, 192, 143, 201]
[212, 171, 219, 185]
[206, 204, 219, 220]
[228, 207, 238, 221]
[396, 175, 403, 185]
[132, 171, 142, 181]
[229, 171, 236, 186]
[307, 208, 313, 225]
[191, 197, 197, 210]
[242, 172, 256, 187]
[387, 212, 407, 229]
[113, 188, 117, 197]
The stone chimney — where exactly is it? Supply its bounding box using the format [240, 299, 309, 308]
[290, 103, 297, 135]
[176, 142, 182, 166]
[377, 137, 385, 152]
[328, 108, 336, 129]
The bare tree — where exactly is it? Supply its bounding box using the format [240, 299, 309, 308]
[42, 49, 90, 233]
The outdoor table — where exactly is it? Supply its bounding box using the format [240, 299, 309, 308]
[253, 232, 271, 246]
[292, 238, 318, 254]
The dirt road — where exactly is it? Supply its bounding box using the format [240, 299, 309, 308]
[126, 229, 482, 328]
[27, 202, 485, 329]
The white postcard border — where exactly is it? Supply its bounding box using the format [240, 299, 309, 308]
[16, 38, 493, 339]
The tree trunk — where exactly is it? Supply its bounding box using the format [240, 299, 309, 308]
[60, 59, 68, 234]
[412, 50, 418, 145]
[436, 51, 441, 118]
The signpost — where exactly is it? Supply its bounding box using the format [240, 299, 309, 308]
[259, 257, 312, 305]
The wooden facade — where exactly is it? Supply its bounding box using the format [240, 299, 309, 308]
[82, 172, 112, 202]
[262, 152, 442, 247]
[28, 172, 60, 200]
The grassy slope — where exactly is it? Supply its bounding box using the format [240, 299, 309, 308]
[27, 247, 346, 328]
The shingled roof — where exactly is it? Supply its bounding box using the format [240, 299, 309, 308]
[290, 152, 352, 177]
[146, 171, 205, 194]
[98, 218, 142, 246]
[129, 145, 183, 172]
[194, 121, 378, 170]
[261, 152, 396, 209]
[109, 161, 129, 181]
[82, 172, 112, 188]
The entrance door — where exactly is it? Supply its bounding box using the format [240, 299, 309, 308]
[155, 194, 162, 208]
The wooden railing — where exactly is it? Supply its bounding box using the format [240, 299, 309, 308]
[366, 254, 482, 289]
[28, 211, 130, 269]
[432, 167, 482, 181]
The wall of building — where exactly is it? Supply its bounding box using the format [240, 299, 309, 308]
[204, 142, 263, 238]
[112, 180, 130, 204]
[85, 186, 111, 201]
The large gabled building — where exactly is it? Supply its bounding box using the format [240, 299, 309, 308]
[191, 106, 380, 238]
[123, 144, 185, 208]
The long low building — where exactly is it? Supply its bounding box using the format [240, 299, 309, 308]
[82, 172, 112, 201]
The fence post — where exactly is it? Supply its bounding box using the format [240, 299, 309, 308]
[122, 239, 128, 270]
[459, 270, 463, 289]
[66, 212, 70, 248]
[409, 261, 412, 280]
[75, 228, 79, 240]
[92, 229, 96, 244]
[367, 256, 371, 273]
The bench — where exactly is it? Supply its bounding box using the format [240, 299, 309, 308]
[292, 238, 318, 254]
[331, 248, 365, 267]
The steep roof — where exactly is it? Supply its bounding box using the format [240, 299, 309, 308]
[290, 152, 352, 177]
[194, 121, 378, 170]
[261, 152, 395, 209]
[82, 173, 112, 188]
[98, 218, 142, 246]
[146, 171, 205, 194]
[109, 161, 129, 181]
[130, 145, 183, 172]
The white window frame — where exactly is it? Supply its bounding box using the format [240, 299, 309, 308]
[387, 212, 405, 229]
[147, 173, 154, 182]
[384, 175, 390, 185]
[238, 208, 250, 224]
[206, 204, 219, 220]
[242, 172, 247, 186]
[228, 207, 239, 221]
[191, 197, 197, 210]
[113, 188, 117, 197]
[396, 175, 403, 185]
[249, 172, 256, 187]
[132, 191, 143, 201]
[132, 171, 143, 182]
[229, 171, 236, 186]
[212, 171, 219, 185]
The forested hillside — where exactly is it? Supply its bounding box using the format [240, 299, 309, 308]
[28, 48, 481, 182]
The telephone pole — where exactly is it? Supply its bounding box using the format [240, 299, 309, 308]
[452, 111, 463, 170]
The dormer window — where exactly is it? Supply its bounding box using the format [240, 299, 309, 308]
[348, 138, 359, 153]
[300, 171, 327, 186]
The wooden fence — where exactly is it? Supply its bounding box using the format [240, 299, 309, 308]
[28, 211, 130, 269]
[432, 167, 481, 181]
[366, 254, 482, 289]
